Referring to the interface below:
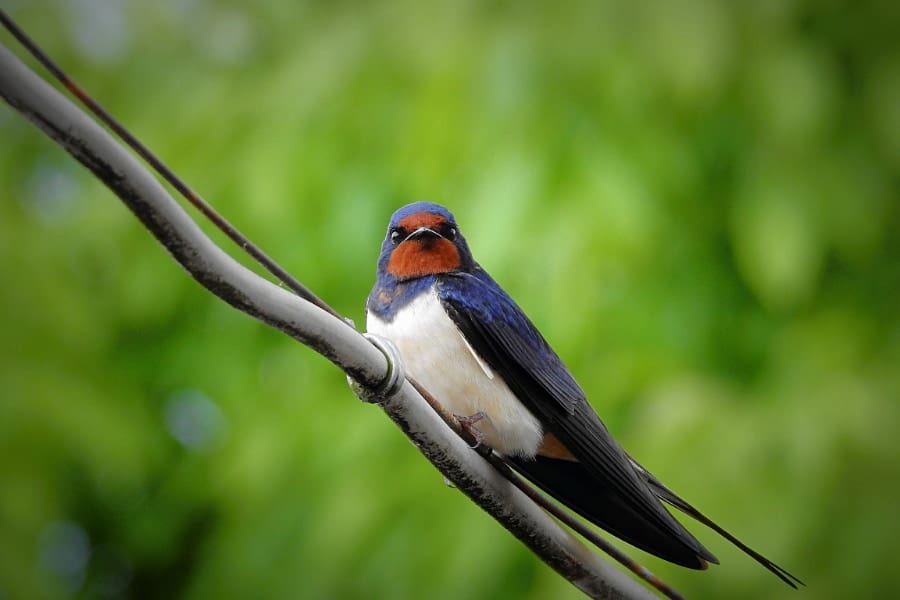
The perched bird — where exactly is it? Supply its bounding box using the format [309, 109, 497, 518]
[366, 201, 801, 587]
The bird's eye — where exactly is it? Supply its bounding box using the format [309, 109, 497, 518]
[446, 226, 457, 241]
[390, 228, 403, 245]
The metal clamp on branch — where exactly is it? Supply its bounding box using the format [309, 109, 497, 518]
[349, 333, 407, 403]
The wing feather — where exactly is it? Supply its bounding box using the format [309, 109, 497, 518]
[438, 271, 715, 564]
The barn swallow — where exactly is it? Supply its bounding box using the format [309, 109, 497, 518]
[366, 201, 801, 587]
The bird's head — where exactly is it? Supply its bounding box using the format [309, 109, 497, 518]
[377, 202, 475, 281]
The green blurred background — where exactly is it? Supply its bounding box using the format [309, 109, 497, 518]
[1, 1, 898, 599]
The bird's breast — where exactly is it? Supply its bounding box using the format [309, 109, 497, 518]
[366, 287, 544, 457]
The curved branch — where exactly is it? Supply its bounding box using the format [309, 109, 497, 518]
[0, 41, 656, 600]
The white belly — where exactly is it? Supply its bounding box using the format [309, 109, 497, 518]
[367, 287, 544, 457]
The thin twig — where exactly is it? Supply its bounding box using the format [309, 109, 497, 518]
[408, 379, 686, 600]
[0, 10, 340, 320]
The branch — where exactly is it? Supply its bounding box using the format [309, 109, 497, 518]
[0, 40, 656, 600]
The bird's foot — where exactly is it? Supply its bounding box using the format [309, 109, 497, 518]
[454, 411, 487, 449]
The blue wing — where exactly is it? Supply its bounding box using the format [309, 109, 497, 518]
[438, 269, 717, 569]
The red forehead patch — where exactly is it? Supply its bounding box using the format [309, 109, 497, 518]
[387, 237, 461, 280]
[397, 212, 447, 231]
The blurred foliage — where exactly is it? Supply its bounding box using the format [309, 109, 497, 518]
[1, 1, 898, 599]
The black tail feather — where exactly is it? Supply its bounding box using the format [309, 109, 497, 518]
[632, 458, 805, 589]
[508, 455, 716, 569]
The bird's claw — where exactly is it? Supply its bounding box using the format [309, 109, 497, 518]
[454, 411, 487, 449]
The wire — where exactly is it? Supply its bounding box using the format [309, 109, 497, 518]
[0, 9, 342, 320]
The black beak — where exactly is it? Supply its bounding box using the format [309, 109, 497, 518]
[405, 227, 443, 242]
